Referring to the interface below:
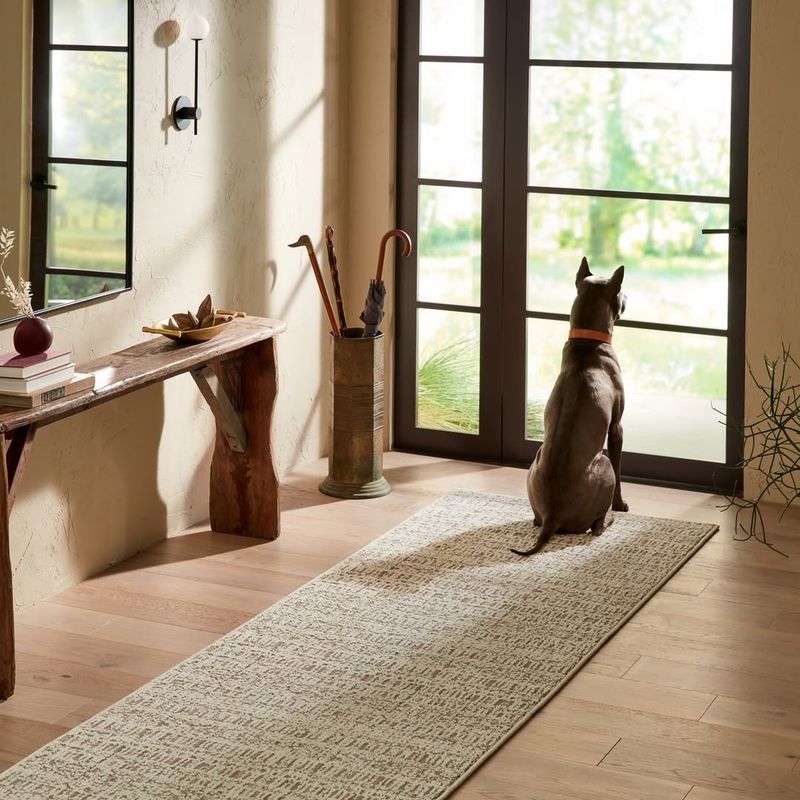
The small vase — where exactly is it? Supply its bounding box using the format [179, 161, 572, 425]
[13, 316, 53, 357]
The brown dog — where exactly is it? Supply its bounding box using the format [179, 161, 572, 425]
[513, 257, 628, 556]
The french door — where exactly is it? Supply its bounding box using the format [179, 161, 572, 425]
[396, 0, 750, 491]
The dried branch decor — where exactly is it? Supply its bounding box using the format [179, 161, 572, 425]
[719, 345, 800, 554]
[0, 228, 33, 318]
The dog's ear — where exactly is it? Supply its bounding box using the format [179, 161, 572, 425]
[608, 265, 624, 292]
[576, 256, 592, 287]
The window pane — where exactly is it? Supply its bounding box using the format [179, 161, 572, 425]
[418, 185, 481, 306]
[417, 309, 480, 434]
[526, 318, 727, 462]
[420, 63, 483, 182]
[615, 327, 726, 462]
[526, 318, 564, 441]
[528, 67, 731, 197]
[420, 0, 483, 57]
[51, 51, 128, 161]
[527, 194, 729, 328]
[46, 275, 126, 308]
[530, 0, 732, 64]
[52, 0, 128, 46]
[48, 164, 126, 273]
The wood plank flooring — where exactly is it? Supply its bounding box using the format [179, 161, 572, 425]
[3, 451, 800, 799]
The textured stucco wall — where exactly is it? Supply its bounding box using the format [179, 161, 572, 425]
[744, 2, 800, 498]
[340, 0, 398, 447]
[6, 0, 343, 610]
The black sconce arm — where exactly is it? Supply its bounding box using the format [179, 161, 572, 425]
[172, 33, 206, 134]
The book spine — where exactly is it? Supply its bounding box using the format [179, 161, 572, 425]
[39, 386, 67, 404]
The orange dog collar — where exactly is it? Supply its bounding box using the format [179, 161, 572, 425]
[569, 328, 612, 344]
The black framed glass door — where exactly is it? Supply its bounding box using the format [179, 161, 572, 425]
[396, 0, 750, 492]
[396, 0, 506, 460]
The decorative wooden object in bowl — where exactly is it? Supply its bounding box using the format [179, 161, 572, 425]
[143, 312, 246, 343]
[142, 295, 246, 343]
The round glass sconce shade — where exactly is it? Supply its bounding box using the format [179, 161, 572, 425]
[185, 15, 210, 40]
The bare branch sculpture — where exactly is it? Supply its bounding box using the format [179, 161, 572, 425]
[717, 344, 800, 555]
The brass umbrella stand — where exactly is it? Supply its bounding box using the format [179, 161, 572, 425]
[319, 330, 390, 498]
[289, 227, 411, 499]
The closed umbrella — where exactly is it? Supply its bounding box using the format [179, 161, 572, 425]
[360, 228, 412, 337]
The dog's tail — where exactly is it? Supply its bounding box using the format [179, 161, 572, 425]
[511, 520, 556, 557]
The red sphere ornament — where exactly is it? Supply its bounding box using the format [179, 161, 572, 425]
[13, 316, 53, 357]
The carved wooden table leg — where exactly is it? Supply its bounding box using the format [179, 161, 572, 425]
[0, 435, 15, 699]
[206, 338, 280, 539]
[0, 424, 36, 700]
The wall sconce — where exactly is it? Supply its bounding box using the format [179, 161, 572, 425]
[171, 15, 210, 135]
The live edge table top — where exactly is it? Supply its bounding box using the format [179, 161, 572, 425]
[0, 316, 287, 434]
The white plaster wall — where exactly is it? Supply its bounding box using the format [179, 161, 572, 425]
[340, 0, 398, 447]
[8, 0, 342, 609]
[744, 1, 800, 498]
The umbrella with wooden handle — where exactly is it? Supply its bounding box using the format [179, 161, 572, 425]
[360, 228, 412, 337]
[289, 234, 340, 336]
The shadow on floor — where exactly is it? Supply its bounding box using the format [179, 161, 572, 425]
[103, 530, 269, 576]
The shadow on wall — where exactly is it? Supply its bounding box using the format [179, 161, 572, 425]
[213, 0, 345, 475]
[154, 20, 180, 145]
[11, 387, 167, 608]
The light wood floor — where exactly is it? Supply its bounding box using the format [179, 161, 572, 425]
[3, 451, 800, 799]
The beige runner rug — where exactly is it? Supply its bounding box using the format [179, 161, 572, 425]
[0, 490, 716, 799]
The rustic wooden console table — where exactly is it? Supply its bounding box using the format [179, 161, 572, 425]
[0, 316, 286, 699]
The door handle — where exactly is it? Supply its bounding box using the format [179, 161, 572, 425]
[30, 177, 57, 190]
[701, 221, 746, 236]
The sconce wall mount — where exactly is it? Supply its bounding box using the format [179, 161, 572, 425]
[171, 15, 210, 135]
[172, 96, 202, 131]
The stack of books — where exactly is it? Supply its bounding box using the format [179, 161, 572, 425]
[0, 349, 95, 408]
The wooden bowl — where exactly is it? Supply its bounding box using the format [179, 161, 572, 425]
[142, 311, 246, 343]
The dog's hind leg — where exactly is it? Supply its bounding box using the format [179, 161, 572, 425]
[511, 520, 556, 556]
[590, 510, 614, 536]
[608, 421, 628, 512]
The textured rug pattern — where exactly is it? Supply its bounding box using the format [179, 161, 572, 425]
[0, 491, 717, 799]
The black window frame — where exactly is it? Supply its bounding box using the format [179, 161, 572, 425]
[395, 0, 751, 494]
[29, 0, 134, 315]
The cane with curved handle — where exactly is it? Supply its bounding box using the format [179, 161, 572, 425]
[375, 228, 412, 283]
[289, 234, 340, 336]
